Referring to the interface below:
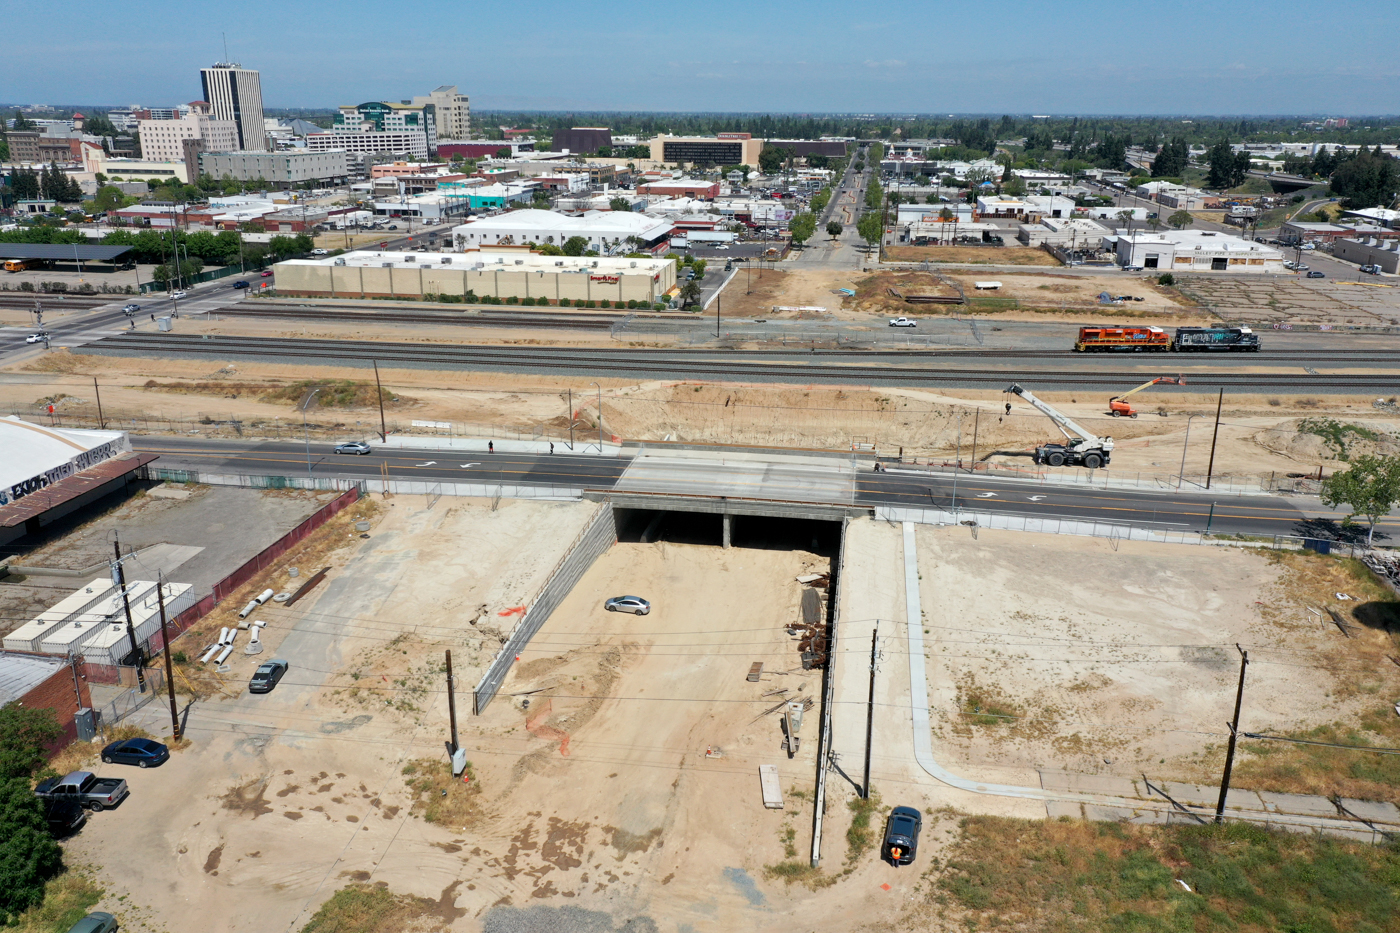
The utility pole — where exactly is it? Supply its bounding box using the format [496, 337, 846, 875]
[111, 535, 146, 691]
[93, 376, 106, 430]
[445, 649, 460, 764]
[1205, 388, 1223, 490]
[969, 407, 980, 471]
[590, 381, 602, 454]
[1214, 645, 1249, 823]
[371, 361, 387, 441]
[156, 574, 181, 740]
[566, 388, 574, 451]
[862, 621, 878, 799]
[715, 291, 720, 338]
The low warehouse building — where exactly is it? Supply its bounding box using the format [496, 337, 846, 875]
[1332, 237, 1400, 274]
[272, 247, 677, 305]
[1115, 230, 1285, 273]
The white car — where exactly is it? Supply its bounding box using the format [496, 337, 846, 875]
[26, 331, 52, 344]
[170, 290, 187, 299]
[1300, 243, 1315, 251]
[889, 317, 917, 327]
[310, 248, 328, 256]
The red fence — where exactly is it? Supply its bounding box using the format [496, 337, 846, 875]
[147, 486, 360, 652]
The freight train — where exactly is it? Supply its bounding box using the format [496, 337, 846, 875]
[1073, 326, 1260, 352]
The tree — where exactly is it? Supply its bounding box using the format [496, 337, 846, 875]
[758, 146, 792, 175]
[788, 211, 816, 246]
[1116, 209, 1135, 236]
[826, 220, 843, 239]
[807, 153, 828, 169]
[561, 236, 589, 256]
[84, 113, 117, 137]
[0, 776, 65, 924]
[679, 279, 702, 309]
[0, 702, 62, 781]
[1330, 150, 1398, 210]
[608, 196, 631, 212]
[856, 212, 882, 250]
[1151, 137, 1188, 178]
[1206, 139, 1238, 190]
[1320, 454, 1400, 545]
[92, 185, 125, 213]
[1002, 175, 1027, 197]
[1167, 210, 1194, 230]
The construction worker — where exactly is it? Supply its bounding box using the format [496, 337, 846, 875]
[488, 441, 494, 454]
[890, 846, 902, 863]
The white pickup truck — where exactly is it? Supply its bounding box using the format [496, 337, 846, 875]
[888, 317, 917, 327]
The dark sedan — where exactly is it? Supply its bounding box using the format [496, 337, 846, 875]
[249, 659, 289, 694]
[101, 737, 169, 768]
[883, 805, 923, 866]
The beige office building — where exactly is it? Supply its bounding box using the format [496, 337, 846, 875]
[137, 102, 238, 162]
[411, 85, 471, 141]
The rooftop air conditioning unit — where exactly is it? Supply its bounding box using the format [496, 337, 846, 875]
[630, 262, 637, 268]
[555, 261, 564, 267]
[515, 259, 524, 265]
[440, 257, 451, 264]
[333, 258, 346, 266]
[381, 262, 393, 267]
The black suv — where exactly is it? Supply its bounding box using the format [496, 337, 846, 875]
[883, 806, 922, 865]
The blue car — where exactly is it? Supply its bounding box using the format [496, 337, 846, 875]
[100, 737, 169, 768]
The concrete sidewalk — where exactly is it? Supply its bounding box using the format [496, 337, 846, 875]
[380, 435, 624, 456]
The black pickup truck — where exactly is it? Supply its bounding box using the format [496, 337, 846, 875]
[34, 770, 130, 811]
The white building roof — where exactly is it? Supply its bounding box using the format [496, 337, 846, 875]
[0, 417, 127, 491]
[1118, 230, 1282, 256]
[452, 208, 670, 241]
[0, 652, 66, 705]
[279, 247, 673, 275]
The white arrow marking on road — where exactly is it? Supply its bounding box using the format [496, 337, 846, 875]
[1027, 495, 1047, 501]
[415, 461, 437, 466]
[461, 463, 480, 468]
[976, 492, 998, 499]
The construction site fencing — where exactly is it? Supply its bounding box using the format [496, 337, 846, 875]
[95, 667, 166, 726]
[472, 502, 617, 714]
[888, 460, 1290, 497]
[810, 516, 850, 868]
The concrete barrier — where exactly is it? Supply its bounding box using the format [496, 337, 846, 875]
[472, 502, 617, 714]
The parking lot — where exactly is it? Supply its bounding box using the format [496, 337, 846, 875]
[1179, 274, 1400, 326]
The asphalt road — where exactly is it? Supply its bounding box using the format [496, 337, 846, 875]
[128, 435, 1387, 541]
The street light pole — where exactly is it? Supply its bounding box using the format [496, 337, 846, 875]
[299, 387, 321, 478]
[1177, 414, 1200, 490]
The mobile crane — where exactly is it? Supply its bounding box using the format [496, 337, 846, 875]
[1006, 383, 1113, 469]
[1107, 375, 1185, 418]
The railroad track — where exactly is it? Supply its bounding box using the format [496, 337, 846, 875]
[0, 295, 117, 310]
[75, 334, 1400, 390]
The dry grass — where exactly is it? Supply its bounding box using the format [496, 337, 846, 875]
[6, 871, 103, 933]
[886, 245, 1060, 265]
[399, 758, 484, 828]
[928, 814, 1400, 933]
[298, 882, 455, 933]
[47, 724, 152, 777]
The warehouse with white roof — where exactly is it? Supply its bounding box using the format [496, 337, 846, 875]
[451, 209, 673, 255]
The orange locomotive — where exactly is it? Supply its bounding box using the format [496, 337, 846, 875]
[1074, 325, 1169, 352]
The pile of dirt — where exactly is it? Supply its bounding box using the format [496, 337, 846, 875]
[845, 271, 963, 316]
[1254, 417, 1400, 463]
[885, 245, 1060, 266]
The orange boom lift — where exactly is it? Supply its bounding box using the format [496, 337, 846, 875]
[1107, 375, 1185, 418]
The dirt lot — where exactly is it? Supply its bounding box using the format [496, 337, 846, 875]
[66, 507, 866, 932]
[913, 526, 1400, 790]
[885, 245, 1060, 266]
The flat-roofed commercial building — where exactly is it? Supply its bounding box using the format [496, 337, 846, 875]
[552, 127, 612, 155]
[451, 208, 672, 254]
[638, 177, 720, 199]
[272, 247, 676, 305]
[649, 133, 764, 166]
[199, 150, 349, 187]
[1115, 230, 1284, 273]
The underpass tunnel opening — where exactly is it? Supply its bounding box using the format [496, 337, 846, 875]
[614, 507, 842, 558]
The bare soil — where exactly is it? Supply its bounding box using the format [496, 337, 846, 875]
[885, 246, 1060, 266]
[913, 526, 1400, 791]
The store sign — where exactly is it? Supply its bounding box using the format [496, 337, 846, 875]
[590, 274, 620, 284]
[1, 439, 126, 507]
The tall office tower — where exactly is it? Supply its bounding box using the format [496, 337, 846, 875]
[200, 63, 268, 151]
[411, 85, 470, 141]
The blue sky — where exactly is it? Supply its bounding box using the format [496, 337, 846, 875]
[8, 0, 1399, 114]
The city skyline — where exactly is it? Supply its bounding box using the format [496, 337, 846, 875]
[6, 0, 1400, 115]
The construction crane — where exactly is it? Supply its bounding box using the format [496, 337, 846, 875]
[1006, 383, 1113, 469]
[1108, 375, 1185, 418]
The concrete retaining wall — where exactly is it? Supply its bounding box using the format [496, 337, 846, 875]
[472, 501, 617, 714]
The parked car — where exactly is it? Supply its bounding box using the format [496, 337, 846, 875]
[122, 303, 141, 314]
[888, 317, 917, 327]
[310, 248, 328, 256]
[170, 290, 186, 299]
[388, 224, 399, 230]
[63, 913, 118, 933]
[334, 441, 372, 455]
[1361, 264, 1382, 274]
[43, 797, 87, 836]
[100, 737, 169, 768]
[604, 595, 650, 615]
[1306, 270, 1326, 278]
[260, 270, 274, 277]
[34, 771, 130, 811]
[1295, 263, 1309, 271]
[249, 660, 289, 694]
[1300, 243, 1316, 251]
[1123, 265, 1144, 272]
[882, 806, 923, 866]
[231, 280, 250, 289]
[26, 331, 51, 344]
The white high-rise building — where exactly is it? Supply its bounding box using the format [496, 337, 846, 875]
[411, 85, 470, 141]
[200, 63, 268, 151]
[137, 102, 238, 162]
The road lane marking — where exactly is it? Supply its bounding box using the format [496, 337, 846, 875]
[461, 462, 480, 468]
